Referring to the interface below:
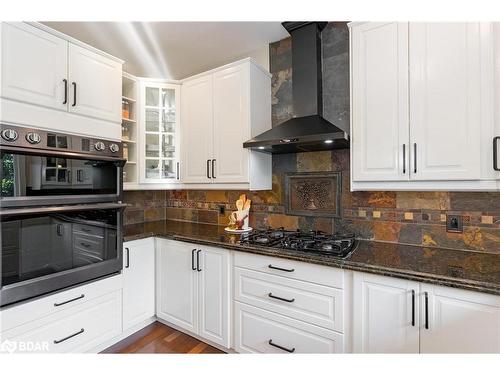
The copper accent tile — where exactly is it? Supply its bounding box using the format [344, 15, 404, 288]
[372, 211, 381, 219]
[481, 216, 494, 225]
[358, 210, 367, 218]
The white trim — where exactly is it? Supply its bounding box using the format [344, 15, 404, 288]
[124, 182, 264, 191]
[351, 179, 500, 192]
[25, 22, 124, 64]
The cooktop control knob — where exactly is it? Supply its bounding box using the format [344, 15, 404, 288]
[26, 132, 41, 144]
[1, 129, 19, 142]
[109, 143, 119, 153]
[94, 141, 106, 151]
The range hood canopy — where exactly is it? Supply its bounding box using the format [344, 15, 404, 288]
[243, 21, 349, 154]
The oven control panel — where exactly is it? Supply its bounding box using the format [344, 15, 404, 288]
[0, 124, 122, 158]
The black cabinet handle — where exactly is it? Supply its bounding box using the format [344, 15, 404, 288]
[494, 136, 500, 171]
[191, 249, 197, 271]
[56, 224, 63, 236]
[403, 144, 406, 174]
[206, 160, 211, 179]
[54, 294, 85, 307]
[268, 293, 295, 303]
[125, 247, 130, 268]
[80, 242, 90, 248]
[424, 291, 429, 329]
[54, 328, 84, 344]
[268, 264, 294, 273]
[176, 162, 180, 180]
[211, 159, 216, 179]
[196, 249, 202, 272]
[268, 339, 295, 353]
[72, 82, 77, 107]
[411, 290, 415, 326]
[413, 143, 417, 173]
[63, 79, 68, 104]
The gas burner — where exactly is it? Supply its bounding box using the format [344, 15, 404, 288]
[240, 228, 357, 258]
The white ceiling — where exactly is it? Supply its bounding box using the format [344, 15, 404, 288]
[42, 22, 289, 79]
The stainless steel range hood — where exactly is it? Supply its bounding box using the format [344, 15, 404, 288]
[243, 22, 349, 154]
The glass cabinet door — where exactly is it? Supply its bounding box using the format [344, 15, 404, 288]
[141, 83, 180, 182]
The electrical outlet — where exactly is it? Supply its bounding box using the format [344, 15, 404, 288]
[446, 214, 463, 233]
[218, 205, 226, 215]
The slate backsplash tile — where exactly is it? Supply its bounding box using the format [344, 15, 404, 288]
[124, 22, 500, 254]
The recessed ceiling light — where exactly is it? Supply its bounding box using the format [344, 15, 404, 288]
[324, 139, 333, 144]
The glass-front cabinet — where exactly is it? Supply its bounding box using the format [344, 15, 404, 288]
[139, 82, 181, 183]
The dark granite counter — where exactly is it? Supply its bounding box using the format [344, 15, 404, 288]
[124, 220, 500, 296]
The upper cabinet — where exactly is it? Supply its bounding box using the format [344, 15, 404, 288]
[181, 59, 272, 190]
[350, 22, 500, 191]
[139, 81, 181, 183]
[0, 22, 123, 140]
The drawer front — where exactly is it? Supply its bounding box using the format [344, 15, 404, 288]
[0, 274, 122, 332]
[234, 302, 344, 354]
[234, 252, 344, 288]
[2, 290, 122, 353]
[73, 224, 105, 237]
[73, 234, 105, 255]
[234, 267, 344, 332]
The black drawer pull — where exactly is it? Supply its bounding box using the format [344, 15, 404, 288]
[268, 339, 295, 353]
[54, 294, 85, 307]
[80, 242, 91, 248]
[268, 264, 294, 273]
[54, 328, 84, 344]
[494, 136, 500, 171]
[191, 249, 197, 270]
[268, 293, 295, 303]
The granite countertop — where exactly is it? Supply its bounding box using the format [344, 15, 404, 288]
[124, 220, 500, 296]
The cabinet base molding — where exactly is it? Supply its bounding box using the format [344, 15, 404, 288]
[351, 179, 500, 192]
[124, 182, 269, 191]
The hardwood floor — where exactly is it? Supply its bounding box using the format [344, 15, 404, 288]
[101, 322, 226, 354]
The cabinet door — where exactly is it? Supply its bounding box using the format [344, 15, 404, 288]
[1, 22, 68, 110]
[181, 75, 214, 183]
[68, 43, 121, 123]
[420, 284, 500, 353]
[212, 64, 249, 183]
[353, 272, 419, 353]
[122, 239, 155, 331]
[156, 239, 198, 334]
[409, 23, 482, 180]
[351, 22, 409, 181]
[197, 246, 230, 348]
[140, 82, 181, 183]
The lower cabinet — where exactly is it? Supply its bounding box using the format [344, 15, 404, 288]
[353, 271, 500, 353]
[122, 238, 156, 331]
[156, 238, 230, 348]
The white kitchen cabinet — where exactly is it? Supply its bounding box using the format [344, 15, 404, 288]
[352, 272, 419, 353]
[181, 58, 272, 190]
[0, 22, 123, 140]
[181, 75, 214, 183]
[139, 81, 181, 183]
[156, 238, 230, 348]
[353, 271, 500, 353]
[350, 22, 499, 191]
[68, 43, 122, 123]
[350, 22, 409, 182]
[420, 283, 500, 353]
[409, 23, 481, 180]
[0, 22, 68, 111]
[122, 238, 156, 331]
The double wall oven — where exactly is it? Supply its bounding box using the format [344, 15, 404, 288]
[0, 125, 126, 307]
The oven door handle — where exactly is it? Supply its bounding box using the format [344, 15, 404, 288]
[0, 203, 128, 218]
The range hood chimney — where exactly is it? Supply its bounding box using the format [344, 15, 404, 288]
[243, 22, 349, 154]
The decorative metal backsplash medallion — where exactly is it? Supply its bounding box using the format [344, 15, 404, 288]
[284, 172, 342, 217]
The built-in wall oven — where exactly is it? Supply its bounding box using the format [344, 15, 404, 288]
[1, 125, 126, 307]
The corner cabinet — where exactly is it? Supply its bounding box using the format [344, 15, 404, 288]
[349, 22, 500, 191]
[139, 81, 181, 183]
[0, 22, 123, 140]
[181, 59, 272, 190]
[156, 238, 230, 348]
[353, 272, 500, 353]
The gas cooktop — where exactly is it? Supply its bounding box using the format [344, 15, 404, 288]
[239, 228, 357, 258]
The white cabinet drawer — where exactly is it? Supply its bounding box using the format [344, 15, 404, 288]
[234, 267, 344, 332]
[0, 274, 122, 332]
[233, 252, 344, 288]
[1, 289, 122, 353]
[234, 302, 344, 353]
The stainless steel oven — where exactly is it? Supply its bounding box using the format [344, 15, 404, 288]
[0, 125, 125, 207]
[1, 125, 126, 307]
